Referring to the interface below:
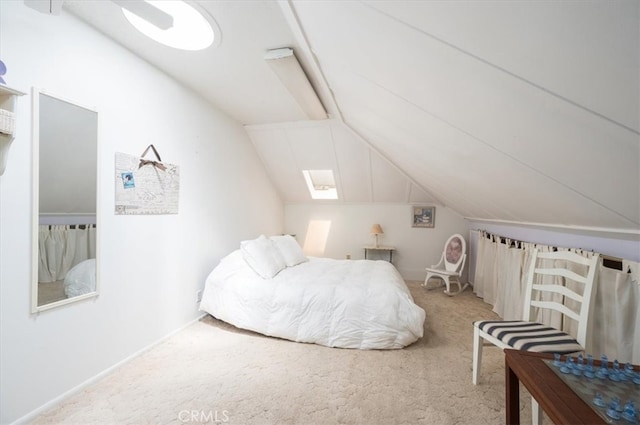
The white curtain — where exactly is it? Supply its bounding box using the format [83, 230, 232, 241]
[491, 238, 509, 316]
[492, 239, 525, 319]
[38, 225, 96, 283]
[473, 230, 640, 364]
[471, 232, 487, 298]
[498, 243, 527, 320]
[473, 232, 498, 303]
[590, 264, 640, 363]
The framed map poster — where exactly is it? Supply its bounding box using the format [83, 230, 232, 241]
[114, 150, 180, 215]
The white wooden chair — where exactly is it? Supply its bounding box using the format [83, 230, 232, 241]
[423, 234, 468, 296]
[472, 249, 600, 424]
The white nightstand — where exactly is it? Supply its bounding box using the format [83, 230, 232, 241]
[363, 246, 396, 263]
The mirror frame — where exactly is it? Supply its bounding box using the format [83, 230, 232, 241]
[31, 87, 100, 313]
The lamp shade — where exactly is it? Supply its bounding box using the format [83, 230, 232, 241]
[370, 224, 384, 235]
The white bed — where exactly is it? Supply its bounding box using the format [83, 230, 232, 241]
[199, 235, 425, 349]
[63, 258, 96, 298]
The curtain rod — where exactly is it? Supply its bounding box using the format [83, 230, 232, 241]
[42, 224, 96, 229]
[467, 218, 640, 238]
[476, 228, 628, 272]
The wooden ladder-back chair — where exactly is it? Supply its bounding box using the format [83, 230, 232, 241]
[472, 248, 600, 424]
[423, 234, 468, 296]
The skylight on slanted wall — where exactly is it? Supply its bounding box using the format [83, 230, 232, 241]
[302, 170, 338, 200]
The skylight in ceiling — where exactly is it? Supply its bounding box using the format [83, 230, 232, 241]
[121, 1, 218, 51]
[302, 170, 338, 200]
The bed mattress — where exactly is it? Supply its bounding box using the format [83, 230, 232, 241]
[199, 250, 425, 349]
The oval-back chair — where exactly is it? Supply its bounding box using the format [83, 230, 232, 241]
[423, 233, 468, 296]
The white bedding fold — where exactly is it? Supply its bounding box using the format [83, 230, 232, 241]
[200, 251, 425, 349]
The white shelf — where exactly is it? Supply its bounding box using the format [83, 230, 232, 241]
[0, 85, 25, 97]
[0, 84, 26, 176]
[0, 109, 15, 135]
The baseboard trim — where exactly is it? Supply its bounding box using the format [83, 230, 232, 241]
[10, 313, 207, 425]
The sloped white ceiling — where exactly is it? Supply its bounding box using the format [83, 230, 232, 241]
[64, 0, 309, 124]
[62, 0, 639, 232]
[246, 120, 434, 204]
[288, 0, 639, 231]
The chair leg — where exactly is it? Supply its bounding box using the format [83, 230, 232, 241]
[472, 326, 483, 385]
[423, 274, 444, 290]
[531, 397, 542, 425]
[444, 278, 469, 296]
[443, 276, 451, 294]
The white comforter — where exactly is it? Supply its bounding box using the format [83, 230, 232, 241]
[64, 258, 96, 298]
[199, 250, 426, 349]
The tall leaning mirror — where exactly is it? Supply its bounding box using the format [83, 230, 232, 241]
[31, 88, 99, 313]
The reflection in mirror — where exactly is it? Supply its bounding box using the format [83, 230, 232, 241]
[31, 89, 99, 313]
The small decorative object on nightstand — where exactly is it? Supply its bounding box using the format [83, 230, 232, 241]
[370, 223, 383, 248]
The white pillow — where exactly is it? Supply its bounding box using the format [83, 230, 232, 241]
[240, 235, 286, 279]
[270, 235, 307, 267]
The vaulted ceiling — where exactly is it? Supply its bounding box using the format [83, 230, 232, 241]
[64, 0, 639, 233]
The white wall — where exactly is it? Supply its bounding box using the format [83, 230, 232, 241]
[0, 4, 283, 424]
[285, 203, 468, 280]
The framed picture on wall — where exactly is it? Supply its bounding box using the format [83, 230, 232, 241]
[412, 206, 435, 228]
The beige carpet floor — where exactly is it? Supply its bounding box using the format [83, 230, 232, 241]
[31, 281, 537, 425]
[37, 280, 67, 306]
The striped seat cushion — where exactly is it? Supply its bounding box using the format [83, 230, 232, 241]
[474, 320, 584, 354]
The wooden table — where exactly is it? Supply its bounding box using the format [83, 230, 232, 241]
[504, 349, 605, 424]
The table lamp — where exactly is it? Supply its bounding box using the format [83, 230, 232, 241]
[370, 224, 384, 248]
